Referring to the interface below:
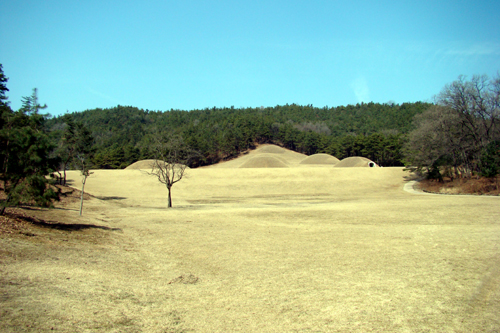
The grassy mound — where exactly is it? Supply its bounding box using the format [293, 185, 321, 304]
[258, 145, 287, 154]
[335, 156, 378, 168]
[125, 160, 189, 170]
[239, 155, 289, 168]
[300, 153, 339, 165]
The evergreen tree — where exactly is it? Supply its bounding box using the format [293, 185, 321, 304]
[0, 66, 58, 214]
[480, 140, 500, 178]
[0, 64, 8, 104]
[55, 114, 78, 185]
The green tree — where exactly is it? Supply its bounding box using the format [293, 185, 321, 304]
[20, 88, 47, 115]
[480, 140, 500, 178]
[0, 64, 8, 104]
[56, 114, 78, 185]
[92, 147, 124, 169]
[0, 72, 58, 214]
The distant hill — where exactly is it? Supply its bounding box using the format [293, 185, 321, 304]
[46, 102, 431, 168]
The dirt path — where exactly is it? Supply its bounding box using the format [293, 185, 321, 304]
[1, 167, 499, 332]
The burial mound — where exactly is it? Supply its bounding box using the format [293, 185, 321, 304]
[334, 156, 378, 167]
[300, 153, 340, 165]
[239, 155, 289, 168]
[258, 145, 287, 154]
[125, 160, 189, 170]
[125, 159, 157, 170]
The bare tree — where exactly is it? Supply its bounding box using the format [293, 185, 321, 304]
[404, 105, 463, 179]
[405, 74, 500, 179]
[73, 123, 94, 216]
[77, 154, 93, 216]
[437, 74, 500, 158]
[148, 134, 193, 208]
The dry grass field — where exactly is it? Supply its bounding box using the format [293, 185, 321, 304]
[1, 145, 499, 332]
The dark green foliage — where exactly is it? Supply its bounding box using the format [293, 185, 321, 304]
[73, 122, 95, 162]
[324, 133, 406, 167]
[46, 102, 430, 168]
[51, 114, 95, 184]
[0, 64, 8, 104]
[0, 67, 58, 214]
[69, 121, 95, 216]
[93, 147, 124, 169]
[53, 114, 77, 185]
[425, 156, 452, 182]
[480, 141, 500, 178]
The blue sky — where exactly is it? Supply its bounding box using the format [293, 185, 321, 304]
[1, 0, 499, 116]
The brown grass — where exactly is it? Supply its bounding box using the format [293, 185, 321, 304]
[1, 154, 500, 332]
[299, 153, 340, 165]
[334, 156, 378, 168]
[419, 176, 500, 196]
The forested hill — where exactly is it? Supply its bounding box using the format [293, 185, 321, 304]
[46, 102, 431, 168]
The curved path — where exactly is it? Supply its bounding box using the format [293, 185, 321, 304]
[403, 180, 439, 195]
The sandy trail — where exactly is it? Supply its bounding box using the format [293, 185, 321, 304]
[1, 165, 499, 332]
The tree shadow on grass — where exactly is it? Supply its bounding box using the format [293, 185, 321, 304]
[95, 196, 127, 201]
[5, 212, 122, 232]
[55, 184, 127, 201]
[64, 179, 75, 186]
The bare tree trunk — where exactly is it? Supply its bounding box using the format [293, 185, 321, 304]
[167, 186, 172, 208]
[79, 174, 88, 216]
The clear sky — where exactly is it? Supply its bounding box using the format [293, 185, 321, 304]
[1, 0, 499, 116]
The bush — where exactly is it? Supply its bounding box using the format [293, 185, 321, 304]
[480, 141, 500, 178]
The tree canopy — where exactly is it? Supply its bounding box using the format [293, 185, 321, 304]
[46, 102, 430, 169]
[404, 74, 500, 179]
[0, 67, 58, 214]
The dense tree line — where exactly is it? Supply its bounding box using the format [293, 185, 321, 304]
[46, 102, 430, 168]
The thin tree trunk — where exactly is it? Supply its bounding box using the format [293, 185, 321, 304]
[167, 186, 172, 208]
[1, 188, 13, 216]
[79, 174, 87, 216]
[55, 171, 62, 185]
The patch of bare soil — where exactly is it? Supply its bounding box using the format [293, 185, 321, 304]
[168, 274, 199, 285]
[418, 176, 500, 196]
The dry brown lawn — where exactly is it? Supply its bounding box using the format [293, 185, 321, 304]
[1, 146, 499, 332]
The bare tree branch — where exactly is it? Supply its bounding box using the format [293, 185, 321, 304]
[146, 133, 195, 208]
[406, 74, 500, 179]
